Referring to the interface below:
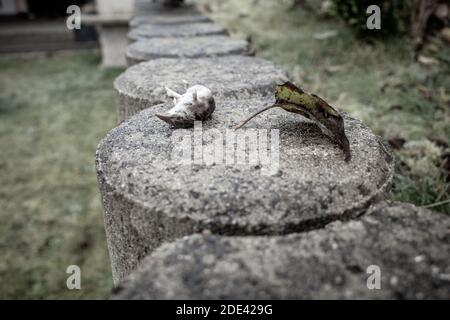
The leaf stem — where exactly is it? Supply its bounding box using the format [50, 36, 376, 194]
[232, 104, 279, 129]
[421, 199, 450, 209]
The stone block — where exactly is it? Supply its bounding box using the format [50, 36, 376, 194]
[114, 56, 289, 122]
[96, 96, 394, 284]
[130, 13, 210, 28]
[112, 202, 450, 299]
[98, 25, 129, 67]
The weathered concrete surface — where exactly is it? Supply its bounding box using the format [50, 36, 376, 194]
[97, 0, 134, 15]
[126, 36, 249, 66]
[127, 23, 227, 42]
[114, 56, 289, 122]
[112, 202, 450, 299]
[130, 13, 210, 28]
[134, 0, 197, 12]
[96, 96, 394, 284]
[131, 0, 210, 27]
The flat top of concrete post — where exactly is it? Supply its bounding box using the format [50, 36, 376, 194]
[126, 36, 249, 63]
[96, 95, 394, 235]
[130, 13, 210, 27]
[130, 2, 210, 27]
[134, 0, 196, 13]
[115, 55, 289, 105]
[127, 22, 227, 41]
[112, 202, 450, 299]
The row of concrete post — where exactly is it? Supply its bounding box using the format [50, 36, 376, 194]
[95, 0, 450, 299]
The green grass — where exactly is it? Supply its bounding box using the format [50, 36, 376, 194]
[0, 51, 122, 299]
[197, 0, 450, 214]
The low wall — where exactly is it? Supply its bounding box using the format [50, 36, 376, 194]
[95, 0, 450, 298]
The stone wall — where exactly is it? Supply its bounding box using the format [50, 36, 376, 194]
[96, 0, 450, 298]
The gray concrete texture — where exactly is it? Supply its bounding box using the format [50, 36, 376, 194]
[131, 1, 209, 27]
[127, 22, 227, 42]
[125, 36, 249, 66]
[112, 202, 450, 299]
[96, 95, 394, 284]
[134, 0, 189, 12]
[130, 13, 210, 28]
[114, 55, 289, 122]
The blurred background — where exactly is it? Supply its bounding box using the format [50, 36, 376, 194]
[0, 0, 449, 299]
